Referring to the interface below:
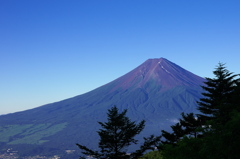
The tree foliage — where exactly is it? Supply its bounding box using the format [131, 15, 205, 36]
[179, 112, 202, 138]
[160, 122, 184, 146]
[159, 63, 240, 159]
[140, 150, 163, 159]
[159, 112, 202, 148]
[76, 106, 161, 159]
[197, 63, 239, 124]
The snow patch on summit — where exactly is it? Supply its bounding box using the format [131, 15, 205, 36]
[159, 63, 171, 74]
[161, 65, 171, 74]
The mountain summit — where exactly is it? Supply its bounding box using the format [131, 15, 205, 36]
[110, 58, 203, 91]
[0, 58, 205, 157]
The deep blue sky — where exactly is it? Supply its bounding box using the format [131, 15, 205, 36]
[1, 0, 240, 114]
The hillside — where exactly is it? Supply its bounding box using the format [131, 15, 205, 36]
[0, 58, 205, 158]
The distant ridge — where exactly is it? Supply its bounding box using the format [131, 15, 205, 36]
[0, 58, 205, 158]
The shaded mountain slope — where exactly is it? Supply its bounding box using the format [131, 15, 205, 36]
[0, 58, 205, 157]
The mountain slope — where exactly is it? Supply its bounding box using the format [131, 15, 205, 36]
[0, 58, 205, 157]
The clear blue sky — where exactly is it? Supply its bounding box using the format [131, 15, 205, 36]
[1, 0, 240, 114]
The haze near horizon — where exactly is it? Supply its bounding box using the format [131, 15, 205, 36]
[1, 0, 240, 114]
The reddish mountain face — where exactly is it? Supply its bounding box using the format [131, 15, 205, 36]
[110, 58, 203, 92]
[0, 58, 205, 158]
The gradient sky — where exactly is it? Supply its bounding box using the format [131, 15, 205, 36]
[1, 0, 240, 114]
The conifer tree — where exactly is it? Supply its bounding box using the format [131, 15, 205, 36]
[160, 122, 184, 146]
[197, 63, 239, 125]
[180, 113, 202, 138]
[76, 106, 161, 159]
[160, 113, 202, 148]
[231, 80, 240, 112]
[160, 63, 240, 158]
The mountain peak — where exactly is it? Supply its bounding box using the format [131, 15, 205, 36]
[0, 57, 205, 157]
[109, 57, 203, 92]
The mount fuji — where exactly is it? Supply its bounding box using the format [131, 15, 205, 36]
[0, 58, 205, 157]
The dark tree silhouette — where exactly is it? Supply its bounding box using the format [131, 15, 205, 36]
[180, 112, 202, 138]
[159, 63, 240, 159]
[76, 106, 161, 159]
[160, 113, 202, 149]
[197, 63, 239, 125]
[160, 122, 185, 147]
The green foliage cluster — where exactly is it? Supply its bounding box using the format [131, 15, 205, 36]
[140, 150, 163, 159]
[0, 124, 33, 142]
[157, 63, 240, 159]
[0, 123, 68, 145]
